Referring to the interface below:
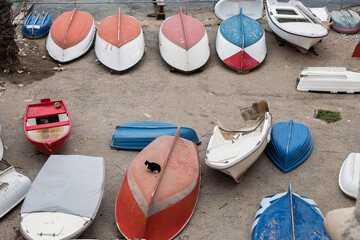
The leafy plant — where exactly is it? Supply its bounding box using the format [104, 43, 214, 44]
[314, 109, 341, 123]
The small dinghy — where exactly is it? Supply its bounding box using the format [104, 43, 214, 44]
[339, 153, 360, 199]
[297, 67, 360, 93]
[20, 155, 104, 240]
[250, 185, 330, 239]
[266, 120, 313, 173]
[22, 11, 52, 38]
[0, 126, 31, 219]
[214, 0, 263, 21]
[159, 7, 210, 72]
[111, 121, 200, 150]
[331, 10, 360, 34]
[205, 100, 272, 182]
[115, 126, 200, 239]
[46, 8, 96, 62]
[310, 7, 330, 25]
[265, 0, 328, 53]
[216, 9, 266, 72]
[24, 98, 71, 155]
[95, 9, 145, 71]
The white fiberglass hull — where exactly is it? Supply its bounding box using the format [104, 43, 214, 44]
[205, 112, 272, 182]
[339, 153, 360, 199]
[159, 24, 210, 72]
[46, 23, 96, 63]
[20, 212, 93, 240]
[214, 0, 264, 20]
[95, 30, 145, 71]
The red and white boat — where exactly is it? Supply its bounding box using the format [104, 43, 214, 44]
[159, 8, 210, 72]
[46, 8, 96, 62]
[95, 9, 145, 71]
[24, 98, 71, 155]
[115, 126, 200, 240]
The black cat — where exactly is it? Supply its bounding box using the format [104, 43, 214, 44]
[145, 160, 161, 173]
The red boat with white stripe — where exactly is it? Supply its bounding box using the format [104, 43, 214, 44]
[95, 9, 145, 71]
[159, 7, 210, 72]
[115, 126, 200, 240]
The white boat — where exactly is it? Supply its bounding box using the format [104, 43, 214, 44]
[265, 0, 328, 53]
[310, 7, 330, 25]
[339, 153, 360, 199]
[297, 67, 360, 93]
[205, 100, 272, 182]
[95, 9, 145, 71]
[214, 0, 263, 20]
[20, 155, 104, 240]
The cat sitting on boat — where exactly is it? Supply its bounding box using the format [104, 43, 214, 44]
[145, 160, 161, 173]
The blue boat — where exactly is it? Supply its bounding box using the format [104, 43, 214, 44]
[22, 12, 52, 38]
[111, 121, 201, 150]
[250, 185, 330, 240]
[266, 120, 313, 173]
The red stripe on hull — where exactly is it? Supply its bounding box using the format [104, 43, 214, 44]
[223, 50, 260, 71]
[29, 133, 70, 155]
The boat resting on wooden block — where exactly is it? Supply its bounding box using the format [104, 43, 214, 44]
[266, 120, 313, 173]
[111, 121, 201, 150]
[250, 185, 330, 239]
[24, 98, 71, 155]
[331, 10, 360, 34]
[214, 0, 263, 20]
[95, 8, 145, 71]
[216, 9, 266, 72]
[297, 67, 360, 93]
[205, 100, 272, 182]
[159, 7, 210, 72]
[20, 155, 104, 240]
[339, 153, 360, 199]
[22, 11, 52, 38]
[115, 126, 200, 239]
[265, 0, 328, 53]
[46, 8, 96, 62]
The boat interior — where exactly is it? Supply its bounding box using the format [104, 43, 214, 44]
[268, 0, 312, 23]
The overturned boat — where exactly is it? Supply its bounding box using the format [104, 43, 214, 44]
[22, 11, 52, 38]
[251, 185, 330, 239]
[111, 121, 200, 150]
[216, 9, 266, 72]
[159, 7, 210, 72]
[115, 126, 200, 239]
[331, 10, 360, 34]
[214, 0, 263, 21]
[95, 9, 145, 71]
[265, 0, 328, 53]
[20, 155, 104, 240]
[339, 153, 360, 199]
[46, 8, 95, 62]
[205, 100, 272, 182]
[266, 120, 313, 173]
[24, 98, 71, 155]
[297, 67, 360, 93]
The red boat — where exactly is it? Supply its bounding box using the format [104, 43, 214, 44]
[24, 98, 71, 155]
[115, 126, 200, 240]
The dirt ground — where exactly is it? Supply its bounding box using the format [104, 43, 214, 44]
[0, 12, 360, 240]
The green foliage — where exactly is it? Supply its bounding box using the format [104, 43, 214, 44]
[315, 109, 341, 123]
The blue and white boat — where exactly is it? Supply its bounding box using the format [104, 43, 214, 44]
[216, 8, 266, 72]
[22, 11, 52, 38]
[111, 121, 201, 150]
[266, 120, 313, 173]
[250, 185, 330, 239]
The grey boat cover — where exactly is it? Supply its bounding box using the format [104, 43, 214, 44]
[21, 155, 104, 219]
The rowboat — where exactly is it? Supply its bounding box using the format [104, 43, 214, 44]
[115, 126, 200, 239]
[331, 10, 360, 34]
[20, 155, 104, 240]
[22, 11, 52, 38]
[251, 185, 330, 239]
[95, 9, 145, 71]
[265, 0, 328, 53]
[111, 121, 200, 150]
[297, 67, 360, 93]
[205, 100, 272, 182]
[266, 120, 313, 173]
[46, 8, 96, 62]
[214, 0, 263, 20]
[216, 9, 266, 72]
[309, 7, 330, 25]
[24, 98, 71, 155]
[339, 153, 360, 199]
[159, 7, 210, 72]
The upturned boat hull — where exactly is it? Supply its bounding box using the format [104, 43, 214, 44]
[339, 153, 360, 199]
[331, 10, 360, 34]
[22, 12, 52, 38]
